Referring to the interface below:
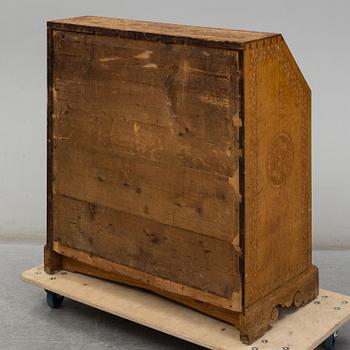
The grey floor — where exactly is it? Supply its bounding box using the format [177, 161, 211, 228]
[0, 244, 349, 350]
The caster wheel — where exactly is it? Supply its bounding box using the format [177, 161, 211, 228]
[46, 290, 64, 309]
[323, 332, 338, 350]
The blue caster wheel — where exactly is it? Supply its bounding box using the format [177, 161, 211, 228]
[323, 332, 338, 350]
[46, 290, 64, 309]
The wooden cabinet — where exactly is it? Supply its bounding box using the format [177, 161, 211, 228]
[45, 16, 319, 343]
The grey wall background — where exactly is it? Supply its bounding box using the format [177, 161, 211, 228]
[0, 0, 349, 248]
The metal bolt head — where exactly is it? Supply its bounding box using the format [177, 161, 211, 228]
[251, 347, 259, 350]
[341, 300, 348, 304]
[314, 301, 320, 305]
[261, 339, 268, 343]
[334, 307, 341, 310]
[282, 347, 290, 350]
[50, 277, 56, 280]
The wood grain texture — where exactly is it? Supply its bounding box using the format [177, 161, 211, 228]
[53, 147, 239, 242]
[61, 255, 242, 321]
[51, 30, 240, 241]
[52, 30, 240, 175]
[243, 35, 313, 307]
[53, 241, 242, 311]
[53, 194, 241, 299]
[48, 23, 243, 311]
[48, 16, 278, 48]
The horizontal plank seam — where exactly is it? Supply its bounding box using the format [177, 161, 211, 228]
[53, 241, 242, 309]
[54, 75, 234, 102]
[47, 24, 246, 51]
[53, 139, 240, 180]
[57, 239, 239, 284]
[55, 192, 241, 251]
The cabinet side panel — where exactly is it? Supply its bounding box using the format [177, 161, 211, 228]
[244, 36, 312, 307]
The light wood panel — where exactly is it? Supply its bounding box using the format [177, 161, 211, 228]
[243, 36, 312, 307]
[22, 266, 350, 350]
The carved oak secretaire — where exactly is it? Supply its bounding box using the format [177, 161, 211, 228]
[45, 16, 319, 343]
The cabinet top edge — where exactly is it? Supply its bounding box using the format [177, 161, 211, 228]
[47, 16, 279, 49]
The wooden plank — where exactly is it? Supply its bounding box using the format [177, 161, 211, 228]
[52, 30, 240, 176]
[53, 146, 239, 242]
[48, 16, 278, 47]
[53, 31, 237, 96]
[53, 242, 241, 311]
[22, 265, 350, 350]
[53, 100, 239, 176]
[61, 255, 242, 319]
[52, 194, 241, 299]
[243, 36, 312, 307]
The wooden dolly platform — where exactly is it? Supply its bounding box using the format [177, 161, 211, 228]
[22, 265, 350, 350]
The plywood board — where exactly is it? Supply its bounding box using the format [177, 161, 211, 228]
[22, 265, 350, 350]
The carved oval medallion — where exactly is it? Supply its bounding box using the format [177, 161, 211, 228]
[267, 133, 294, 187]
